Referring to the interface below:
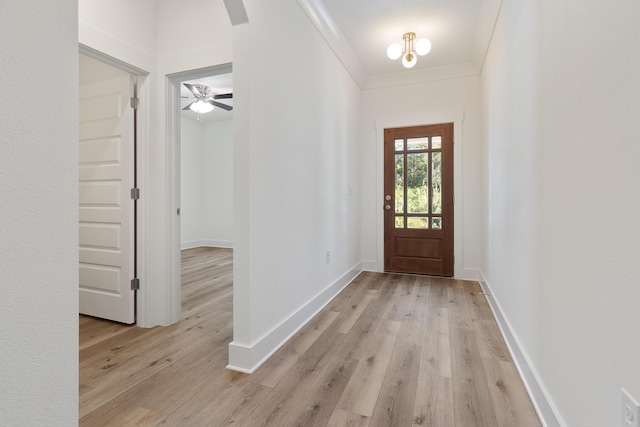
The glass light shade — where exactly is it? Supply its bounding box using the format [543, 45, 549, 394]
[190, 100, 214, 113]
[402, 52, 417, 68]
[416, 38, 432, 56]
[387, 43, 402, 60]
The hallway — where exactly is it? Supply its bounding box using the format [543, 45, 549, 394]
[79, 247, 539, 426]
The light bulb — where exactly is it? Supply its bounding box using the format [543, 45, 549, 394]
[402, 52, 417, 68]
[387, 43, 402, 60]
[416, 38, 432, 56]
[190, 100, 214, 113]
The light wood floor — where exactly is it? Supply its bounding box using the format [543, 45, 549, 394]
[79, 247, 541, 426]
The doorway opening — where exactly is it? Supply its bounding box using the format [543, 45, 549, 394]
[167, 63, 234, 321]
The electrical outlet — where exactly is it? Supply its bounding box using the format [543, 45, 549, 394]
[622, 389, 640, 427]
[325, 250, 331, 264]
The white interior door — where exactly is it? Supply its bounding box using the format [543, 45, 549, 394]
[79, 75, 135, 324]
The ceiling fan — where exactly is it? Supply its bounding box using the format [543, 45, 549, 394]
[182, 83, 233, 113]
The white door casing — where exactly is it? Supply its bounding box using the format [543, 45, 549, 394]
[79, 75, 135, 324]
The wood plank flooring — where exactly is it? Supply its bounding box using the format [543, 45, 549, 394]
[79, 247, 541, 426]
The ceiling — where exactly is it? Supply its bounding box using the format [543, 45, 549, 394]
[89, 0, 498, 123]
[299, 0, 500, 87]
[322, 0, 484, 77]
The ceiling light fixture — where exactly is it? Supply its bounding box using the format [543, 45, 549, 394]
[387, 32, 431, 69]
[189, 100, 214, 114]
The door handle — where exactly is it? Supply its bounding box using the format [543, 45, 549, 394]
[385, 205, 391, 210]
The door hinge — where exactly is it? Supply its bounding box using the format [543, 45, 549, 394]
[131, 278, 140, 290]
[130, 97, 140, 110]
[131, 188, 140, 200]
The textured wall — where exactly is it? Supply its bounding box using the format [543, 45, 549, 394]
[180, 119, 205, 247]
[180, 119, 234, 248]
[202, 120, 234, 246]
[481, 1, 640, 425]
[230, 0, 362, 370]
[0, 1, 79, 425]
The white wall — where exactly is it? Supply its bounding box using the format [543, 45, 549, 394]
[361, 76, 484, 278]
[79, 0, 158, 72]
[229, 0, 363, 371]
[180, 119, 204, 247]
[0, 1, 78, 425]
[157, 0, 232, 74]
[202, 120, 234, 247]
[481, 1, 640, 426]
[180, 119, 234, 249]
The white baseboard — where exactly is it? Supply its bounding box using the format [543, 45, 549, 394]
[201, 239, 233, 248]
[478, 271, 564, 427]
[227, 262, 363, 373]
[181, 239, 234, 250]
[361, 260, 381, 272]
[457, 268, 481, 281]
[181, 239, 205, 250]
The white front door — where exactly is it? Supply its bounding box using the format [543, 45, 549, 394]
[79, 75, 135, 324]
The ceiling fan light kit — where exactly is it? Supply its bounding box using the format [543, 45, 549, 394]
[387, 32, 431, 69]
[190, 100, 214, 114]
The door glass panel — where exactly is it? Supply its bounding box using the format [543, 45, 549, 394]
[395, 139, 404, 152]
[431, 152, 442, 214]
[432, 217, 442, 230]
[432, 136, 442, 149]
[407, 217, 429, 229]
[406, 153, 428, 213]
[407, 137, 428, 151]
[395, 154, 404, 213]
[395, 216, 405, 228]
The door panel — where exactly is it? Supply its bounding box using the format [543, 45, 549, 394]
[384, 123, 454, 276]
[79, 75, 135, 324]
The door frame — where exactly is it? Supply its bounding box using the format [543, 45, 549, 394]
[383, 123, 454, 276]
[79, 44, 150, 324]
[373, 113, 465, 277]
[165, 63, 234, 323]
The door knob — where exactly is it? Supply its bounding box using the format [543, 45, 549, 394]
[385, 195, 391, 201]
[385, 205, 391, 210]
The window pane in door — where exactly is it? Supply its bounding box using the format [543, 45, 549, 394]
[395, 216, 405, 228]
[407, 137, 428, 151]
[395, 139, 404, 152]
[395, 154, 404, 213]
[432, 217, 442, 230]
[406, 153, 428, 213]
[431, 152, 442, 214]
[432, 136, 442, 149]
[407, 217, 429, 229]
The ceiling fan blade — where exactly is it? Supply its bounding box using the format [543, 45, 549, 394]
[208, 100, 233, 111]
[183, 83, 202, 97]
[213, 93, 233, 100]
[182, 101, 196, 111]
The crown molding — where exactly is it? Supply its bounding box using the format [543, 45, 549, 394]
[296, 0, 366, 87]
[364, 62, 480, 90]
[470, 0, 503, 73]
